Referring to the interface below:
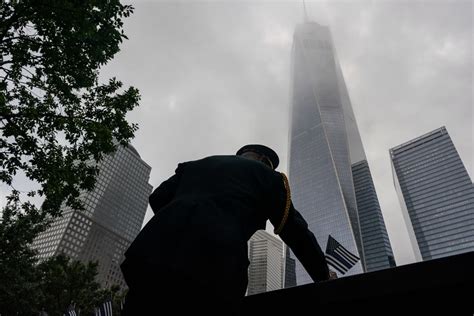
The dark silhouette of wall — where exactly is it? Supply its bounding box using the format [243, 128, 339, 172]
[240, 252, 473, 315]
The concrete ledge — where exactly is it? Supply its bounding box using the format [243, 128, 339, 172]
[240, 252, 473, 315]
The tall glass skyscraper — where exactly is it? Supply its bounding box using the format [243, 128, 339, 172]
[32, 144, 152, 288]
[390, 126, 474, 261]
[288, 21, 394, 284]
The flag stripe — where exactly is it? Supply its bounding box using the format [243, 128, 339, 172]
[334, 240, 360, 262]
[107, 301, 112, 316]
[336, 248, 359, 263]
[325, 254, 348, 272]
[325, 259, 346, 275]
[325, 254, 348, 274]
[325, 235, 360, 275]
[326, 260, 346, 275]
[95, 300, 113, 316]
[330, 250, 353, 269]
[335, 244, 360, 261]
[334, 248, 358, 265]
[326, 253, 350, 272]
[64, 303, 77, 316]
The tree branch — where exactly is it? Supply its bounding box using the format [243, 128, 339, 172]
[0, 60, 13, 67]
[0, 111, 98, 125]
[0, 5, 23, 42]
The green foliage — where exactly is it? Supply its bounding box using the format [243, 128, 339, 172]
[0, 0, 138, 314]
[35, 255, 126, 316]
[0, 0, 139, 216]
[1, 252, 127, 315]
[36, 255, 102, 315]
[0, 191, 50, 315]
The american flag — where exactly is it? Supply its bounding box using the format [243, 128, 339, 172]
[63, 302, 77, 316]
[325, 235, 360, 275]
[94, 300, 113, 316]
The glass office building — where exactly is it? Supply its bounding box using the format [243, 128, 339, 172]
[390, 126, 474, 261]
[352, 160, 396, 271]
[32, 144, 152, 288]
[288, 21, 393, 284]
[247, 230, 284, 295]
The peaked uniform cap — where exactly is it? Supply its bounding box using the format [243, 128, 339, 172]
[236, 144, 279, 169]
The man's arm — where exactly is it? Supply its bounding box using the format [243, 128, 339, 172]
[268, 172, 330, 282]
[278, 205, 330, 282]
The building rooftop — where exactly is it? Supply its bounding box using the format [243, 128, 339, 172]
[127, 143, 140, 158]
[389, 126, 447, 154]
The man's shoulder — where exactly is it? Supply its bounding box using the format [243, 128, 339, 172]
[181, 155, 237, 164]
[176, 155, 240, 170]
[206, 154, 238, 160]
[179, 155, 282, 175]
[184, 155, 249, 163]
[181, 155, 279, 174]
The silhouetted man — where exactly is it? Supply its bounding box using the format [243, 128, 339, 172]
[120, 144, 331, 315]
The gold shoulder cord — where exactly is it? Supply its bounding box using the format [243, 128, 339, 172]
[274, 172, 291, 235]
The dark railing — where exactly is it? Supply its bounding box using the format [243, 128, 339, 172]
[240, 252, 473, 315]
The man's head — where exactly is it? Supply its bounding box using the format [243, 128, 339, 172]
[236, 144, 279, 170]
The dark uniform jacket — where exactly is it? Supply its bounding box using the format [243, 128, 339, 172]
[121, 155, 329, 301]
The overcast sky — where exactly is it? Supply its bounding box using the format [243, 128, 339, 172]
[96, 0, 474, 266]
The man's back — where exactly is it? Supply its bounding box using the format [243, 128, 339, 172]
[121, 147, 330, 315]
[122, 155, 281, 298]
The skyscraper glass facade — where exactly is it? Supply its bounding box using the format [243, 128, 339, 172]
[352, 160, 396, 271]
[32, 144, 152, 288]
[288, 21, 394, 284]
[390, 126, 474, 261]
[289, 22, 364, 284]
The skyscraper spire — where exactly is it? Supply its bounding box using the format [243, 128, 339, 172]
[303, 0, 308, 22]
